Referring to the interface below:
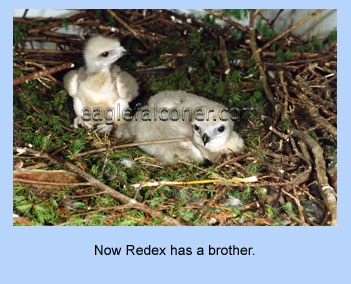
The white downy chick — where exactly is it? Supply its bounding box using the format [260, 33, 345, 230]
[63, 35, 139, 133]
[116, 90, 244, 164]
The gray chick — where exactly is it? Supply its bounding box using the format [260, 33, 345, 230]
[63, 35, 139, 133]
[116, 90, 244, 164]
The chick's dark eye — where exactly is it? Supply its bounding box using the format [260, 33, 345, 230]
[218, 125, 225, 133]
[101, 51, 109, 57]
[194, 124, 200, 132]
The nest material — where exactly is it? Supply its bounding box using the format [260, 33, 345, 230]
[13, 9, 337, 226]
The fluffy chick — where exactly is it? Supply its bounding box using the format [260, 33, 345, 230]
[63, 35, 139, 133]
[116, 90, 244, 164]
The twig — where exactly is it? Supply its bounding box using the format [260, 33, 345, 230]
[248, 9, 276, 107]
[219, 36, 230, 75]
[284, 212, 309, 226]
[297, 139, 313, 162]
[106, 9, 150, 49]
[269, 9, 284, 27]
[215, 152, 250, 170]
[22, 9, 29, 18]
[14, 178, 90, 188]
[281, 188, 308, 225]
[292, 74, 337, 112]
[14, 147, 182, 226]
[292, 86, 337, 136]
[107, 10, 138, 37]
[13, 62, 74, 86]
[278, 71, 289, 121]
[131, 176, 258, 189]
[269, 126, 289, 142]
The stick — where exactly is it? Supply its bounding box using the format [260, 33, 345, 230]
[291, 129, 337, 225]
[248, 9, 276, 107]
[13, 62, 74, 86]
[292, 86, 337, 136]
[131, 176, 258, 189]
[219, 36, 230, 75]
[106, 9, 149, 48]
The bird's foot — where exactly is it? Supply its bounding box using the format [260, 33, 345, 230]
[96, 123, 113, 134]
[72, 117, 94, 129]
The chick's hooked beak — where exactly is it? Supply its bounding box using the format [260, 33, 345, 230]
[120, 47, 128, 56]
[116, 44, 128, 57]
[202, 133, 210, 146]
[111, 46, 127, 60]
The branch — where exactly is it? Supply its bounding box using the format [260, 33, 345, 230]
[292, 86, 337, 136]
[13, 62, 74, 86]
[291, 129, 337, 225]
[131, 176, 258, 189]
[248, 9, 276, 107]
[219, 36, 230, 75]
[106, 9, 149, 48]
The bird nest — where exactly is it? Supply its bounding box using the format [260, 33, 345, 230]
[13, 9, 337, 226]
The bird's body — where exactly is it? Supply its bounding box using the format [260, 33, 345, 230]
[116, 90, 244, 164]
[64, 35, 139, 133]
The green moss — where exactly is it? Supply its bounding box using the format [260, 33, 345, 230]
[256, 19, 276, 40]
[328, 30, 337, 43]
[281, 201, 297, 216]
[14, 186, 62, 225]
[277, 120, 292, 132]
[13, 22, 31, 46]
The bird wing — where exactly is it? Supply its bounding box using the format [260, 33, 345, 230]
[111, 65, 139, 101]
[63, 69, 79, 97]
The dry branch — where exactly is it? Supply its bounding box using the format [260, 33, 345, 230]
[107, 10, 138, 38]
[131, 176, 258, 189]
[291, 129, 337, 225]
[219, 36, 230, 75]
[292, 74, 336, 112]
[292, 86, 337, 136]
[13, 169, 87, 189]
[248, 9, 276, 107]
[13, 62, 74, 86]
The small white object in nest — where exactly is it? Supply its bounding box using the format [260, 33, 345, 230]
[119, 158, 136, 168]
